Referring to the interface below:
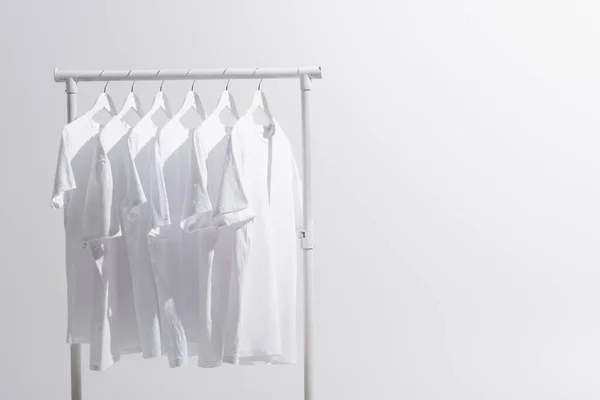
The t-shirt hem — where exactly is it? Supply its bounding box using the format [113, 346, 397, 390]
[90, 354, 121, 371]
[222, 353, 295, 366]
[168, 357, 187, 368]
[66, 335, 89, 345]
[141, 349, 163, 359]
[89, 345, 144, 371]
[198, 359, 223, 368]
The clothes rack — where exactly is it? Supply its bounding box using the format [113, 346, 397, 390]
[53, 66, 322, 400]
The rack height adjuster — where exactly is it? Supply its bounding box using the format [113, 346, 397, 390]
[298, 230, 314, 250]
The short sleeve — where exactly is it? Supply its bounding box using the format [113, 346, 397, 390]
[82, 137, 122, 244]
[122, 136, 147, 221]
[213, 134, 254, 228]
[149, 137, 171, 229]
[291, 156, 303, 231]
[51, 128, 76, 210]
[181, 133, 213, 232]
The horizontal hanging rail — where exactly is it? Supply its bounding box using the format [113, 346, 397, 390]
[54, 66, 323, 82]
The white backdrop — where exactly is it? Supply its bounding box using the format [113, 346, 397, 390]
[2, 1, 600, 399]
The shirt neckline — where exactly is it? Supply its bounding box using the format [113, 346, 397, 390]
[83, 113, 106, 140]
[203, 100, 238, 131]
[129, 116, 158, 138]
[161, 117, 188, 134]
[84, 112, 101, 129]
[85, 112, 132, 132]
[241, 114, 277, 143]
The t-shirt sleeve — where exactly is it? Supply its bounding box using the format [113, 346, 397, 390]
[181, 133, 213, 233]
[213, 133, 254, 228]
[291, 155, 303, 231]
[122, 136, 147, 221]
[149, 137, 171, 230]
[82, 137, 122, 244]
[51, 128, 76, 210]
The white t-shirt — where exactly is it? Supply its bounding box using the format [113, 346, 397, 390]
[180, 91, 241, 367]
[213, 99, 302, 365]
[82, 116, 141, 371]
[51, 113, 100, 345]
[148, 118, 198, 367]
[121, 117, 162, 359]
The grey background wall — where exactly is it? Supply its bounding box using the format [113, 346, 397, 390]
[2, 0, 600, 399]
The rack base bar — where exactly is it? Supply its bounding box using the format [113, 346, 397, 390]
[54, 66, 322, 82]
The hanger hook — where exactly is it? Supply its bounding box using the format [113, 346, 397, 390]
[154, 69, 165, 91]
[125, 70, 136, 92]
[251, 68, 263, 90]
[98, 70, 109, 92]
[186, 69, 196, 91]
[221, 68, 230, 90]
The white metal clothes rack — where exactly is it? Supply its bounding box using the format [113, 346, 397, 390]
[53, 66, 322, 400]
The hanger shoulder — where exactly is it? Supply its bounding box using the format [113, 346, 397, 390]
[247, 90, 273, 124]
[118, 92, 144, 118]
[161, 92, 173, 117]
[90, 92, 117, 117]
[190, 92, 205, 118]
[174, 91, 195, 119]
[146, 91, 173, 118]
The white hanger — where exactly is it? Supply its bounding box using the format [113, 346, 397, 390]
[88, 71, 117, 119]
[116, 72, 144, 121]
[144, 71, 173, 124]
[248, 79, 274, 126]
[172, 70, 206, 124]
[210, 71, 239, 126]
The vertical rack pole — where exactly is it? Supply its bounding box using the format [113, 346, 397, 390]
[65, 77, 83, 400]
[299, 74, 315, 400]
